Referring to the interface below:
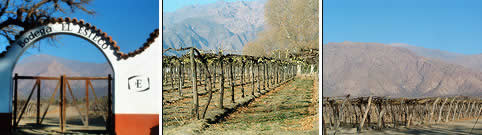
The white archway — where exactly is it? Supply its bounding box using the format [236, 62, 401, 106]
[0, 17, 160, 134]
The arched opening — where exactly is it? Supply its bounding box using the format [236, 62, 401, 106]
[0, 19, 123, 133]
[12, 34, 115, 134]
[11, 34, 115, 133]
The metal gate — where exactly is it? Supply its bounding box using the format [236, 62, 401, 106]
[12, 74, 113, 132]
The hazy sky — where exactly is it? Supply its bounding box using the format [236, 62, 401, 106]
[163, 0, 256, 12]
[5, 0, 159, 63]
[323, 0, 482, 54]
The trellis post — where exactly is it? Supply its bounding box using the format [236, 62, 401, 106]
[445, 98, 455, 122]
[358, 96, 372, 132]
[437, 98, 448, 122]
[262, 63, 266, 90]
[251, 62, 255, 96]
[229, 58, 235, 103]
[190, 48, 199, 119]
[240, 61, 245, 97]
[178, 61, 183, 97]
[219, 52, 224, 109]
[429, 97, 440, 123]
[257, 63, 261, 93]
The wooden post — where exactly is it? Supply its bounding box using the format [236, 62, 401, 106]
[406, 104, 412, 127]
[354, 105, 359, 126]
[437, 98, 448, 122]
[465, 101, 470, 118]
[337, 96, 349, 128]
[429, 98, 440, 123]
[453, 100, 459, 121]
[191, 48, 199, 119]
[59, 75, 65, 132]
[459, 101, 466, 119]
[445, 98, 455, 122]
[257, 63, 261, 93]
[85, 80, 89, 127]
[329, 100, 339, 129]
[229, 60, 235, 103]
[170, 66, 174, 89]
[263, 63, 266, 90]
[266, 63, 269, 88]
[359, 96, 372, 132]
[178, 62, 183, 97]
[37, 79, 41, 125]
[219, 56, 224, 109]
[241, 62, 245, 97]
[377, 100, 386, 129]
[213, 62, 217, 89]
[251, 63, 255, 96]
[469, 101, 476, 118]
[389, 104, 397, 127]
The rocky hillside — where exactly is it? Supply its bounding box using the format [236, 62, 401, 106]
[162, 0, 266, 55]
[323, 42, 482, 97]
[390, 43, 482, 72]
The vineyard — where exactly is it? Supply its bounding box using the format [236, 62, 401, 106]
[323, 96, 482, 134]
[162, 47, 317, 133]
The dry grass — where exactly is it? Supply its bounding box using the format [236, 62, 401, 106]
[201, 76, 319, 135]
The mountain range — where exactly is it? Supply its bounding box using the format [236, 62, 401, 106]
[13, 54, 112, 99]
[389, 43, 482, 72]
[323, 42, 482, 97]
[162, 0, 266, 55]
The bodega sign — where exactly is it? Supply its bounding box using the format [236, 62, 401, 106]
[0, 18, 160, 134]
[16, 26, 52, 47]
[14, 21, 114, 52]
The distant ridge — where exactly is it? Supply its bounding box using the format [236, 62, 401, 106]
[389, 43, 482, 72]
[323, 42, 482, 97]
[162, 0, 266, 55]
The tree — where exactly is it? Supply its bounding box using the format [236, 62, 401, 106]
[242, 0, 319, 56]
[0, 0, 94, 47]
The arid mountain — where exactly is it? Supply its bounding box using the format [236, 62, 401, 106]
[162, 0, 266, 55]
[13, 54, 112, 98]
[323, 42, 482, 97]
[389, 43, 482, 72]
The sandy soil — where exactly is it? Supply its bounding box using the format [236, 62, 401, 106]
[14, 105, 108, 134]
[326, 118, 482, 135]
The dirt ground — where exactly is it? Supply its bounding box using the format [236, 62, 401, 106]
[326, 118, 481, 135]
[162, 77, 276, 130]
[201, 76, 319, 135]
[14, 105, 108, 134]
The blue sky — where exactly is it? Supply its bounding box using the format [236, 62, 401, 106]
[10, 0, 159, 63]
[163, 0, 255, 12]
[323, 0, 482, 55]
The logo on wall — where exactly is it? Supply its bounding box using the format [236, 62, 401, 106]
[128, 75, 150, 92]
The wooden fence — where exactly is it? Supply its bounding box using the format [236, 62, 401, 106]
[13, 74, 113, 132]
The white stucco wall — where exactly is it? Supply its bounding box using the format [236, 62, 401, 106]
[0, 22, 160, 115]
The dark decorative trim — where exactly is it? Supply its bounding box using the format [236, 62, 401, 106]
[0, 17, 159, 60]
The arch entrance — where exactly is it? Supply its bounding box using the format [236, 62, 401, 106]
[0, 17, 160, 134]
